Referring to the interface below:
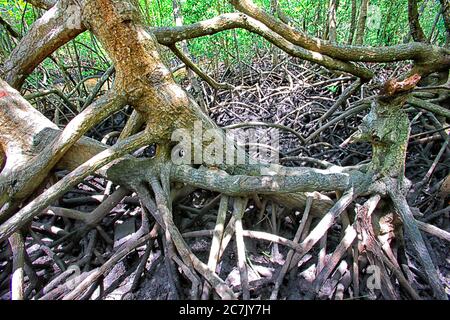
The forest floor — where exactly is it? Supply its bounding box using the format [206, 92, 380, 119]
[1, 54, 448, 300]
[134, 55, 450, 300]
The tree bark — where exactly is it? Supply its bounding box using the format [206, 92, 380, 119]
[172, 0, 192, 73]
[347, 0, 357, 44]
[355, 0, 369, 45]
[0, 0, 449, 301]
[315, 0, 323, 38]
[440, 0, 450, 45]
[229, 0, 450, 77]
[154, 13, 374, 80]
[327, 0, 339, 44]
[408, 0, 428, 43]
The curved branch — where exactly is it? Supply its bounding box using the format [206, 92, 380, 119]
[152, 13, 374, 80]
[408, 96, 450, 119]
[0, 131, 153, 244]
[0, 78, 126, 211]
[228, 0, 450, 75]
[2, 0, 86, 89]
[0, 78, 107, 174]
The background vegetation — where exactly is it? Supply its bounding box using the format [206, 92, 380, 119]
[1, 0, 447, 87]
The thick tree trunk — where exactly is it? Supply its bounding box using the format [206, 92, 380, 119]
[81, 0, 211, 138]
